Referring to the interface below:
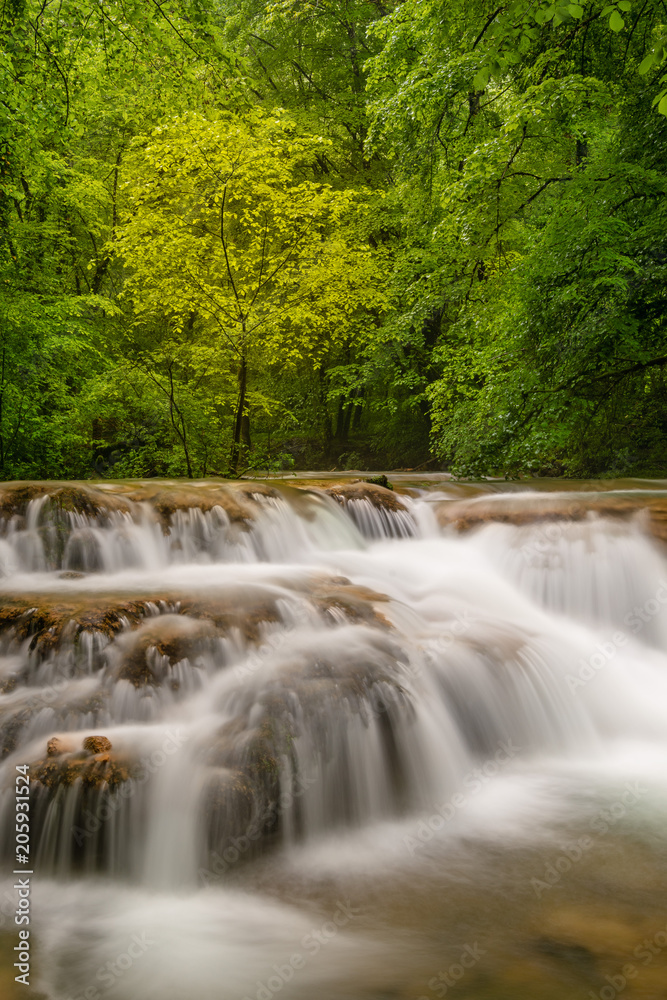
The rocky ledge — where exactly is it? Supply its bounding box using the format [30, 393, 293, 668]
[433, 490, 667, 544]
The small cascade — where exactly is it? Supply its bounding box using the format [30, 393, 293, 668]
[472, 515, 667, 641]
[324, 481, 418, 540]
[0, 477, 667, 1000]
[342, 497, 416, 539]
[6, 495, 50, 572]
[0, 482, 364, 573]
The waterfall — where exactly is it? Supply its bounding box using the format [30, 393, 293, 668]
[1, 479, 667, 1000]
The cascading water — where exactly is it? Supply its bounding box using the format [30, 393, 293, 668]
[1, 478, 667, 1000]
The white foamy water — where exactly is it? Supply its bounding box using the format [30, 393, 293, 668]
[0, 481, 666, 999]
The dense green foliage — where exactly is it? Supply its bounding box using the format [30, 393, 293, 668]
[2, 0, 667, 477]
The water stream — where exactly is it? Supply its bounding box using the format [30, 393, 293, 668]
[0, 478, 666, 1000]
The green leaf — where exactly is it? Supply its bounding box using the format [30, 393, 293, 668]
[638, 54, 655, 75]
[473, 67, 491, 90]
[617, 0, 632, 10]
[658, 93, 667, 115]
[567, 4, 584, 16]
[609, 9, 625, 31]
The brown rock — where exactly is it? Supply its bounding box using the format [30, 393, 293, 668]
[32, 752, 135, 790]
[113, 614, 219, 688]
[46, 737, 71, 757]
[324, 481, 409, 513]
[0, 587, 286, 667]
[82, 735, 112, 754]
[0, 481, 131, 522]
[125, 484, 255, 530]
[47, 485, 131, 519]
[432, 490, 667, 546]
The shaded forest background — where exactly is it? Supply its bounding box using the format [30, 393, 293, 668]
[2, 0, 667, 479]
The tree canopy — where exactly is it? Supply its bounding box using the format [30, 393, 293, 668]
[3, 0, 667, 478]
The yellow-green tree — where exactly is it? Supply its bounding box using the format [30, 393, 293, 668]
[115, 108, 388, 472]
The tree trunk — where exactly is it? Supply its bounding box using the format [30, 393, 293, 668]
[241, 413, 251, 450]
[166, 365, 193, 478]
[335, 395, 348, 443]
[230, 356, 248, 473]
[352, 387, 364, 431]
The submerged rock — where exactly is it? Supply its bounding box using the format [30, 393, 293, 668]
[0, 707, 31, 758]
[199, 629, 418, 864]
[112, 615, 219, 687]
[47, 737, 72, 757]
[309, 578, 392, 629]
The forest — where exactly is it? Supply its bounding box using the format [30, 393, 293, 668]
[2, 0, 667, 479]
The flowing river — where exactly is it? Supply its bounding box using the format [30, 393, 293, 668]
[0, 476, 666, 1000]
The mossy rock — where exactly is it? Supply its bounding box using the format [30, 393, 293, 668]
[0, 596, 151, 659]
[433, 490, 667, 545]
[45, 485, 130, 519]
[113, 614, 219, 687]
[0, 707, 32, 759]
[324, 481, 408, 513]
[0, 586, 288, 669]
[0, 482, 50, 519]
[202, 766, 280, 866]
[32, 752, 136, 790]
[309, 579, 392, 629]
[364, 475, 393, 490]
[0, 482, 131, 523]
[207, 716, 283, 777]
[198, 644, 417, 856]
[176, 590, 283, 643]
[125, 484, 255, 529]
[82, 735, 112, 754]
[47, 736, 74, 757]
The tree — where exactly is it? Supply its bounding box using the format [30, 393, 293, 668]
[114, 108, 389, 473]
[216, 0, 393, 183]
[3, 0, 667, 478]
[364, 0, 667, 475]
[0, 0, 243, 477]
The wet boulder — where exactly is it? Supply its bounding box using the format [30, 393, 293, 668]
[112, 614, 220, 688]
[125, 483, 257, 531]
[323, 482, 416, 540]
[433, 489, 667, 546]
[32, 747, 135, 791]
[325, 480, 408, 513]
[0, 481, 131, 524]
[47, 736, 73, 757]
[82, 735, 112, 755]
